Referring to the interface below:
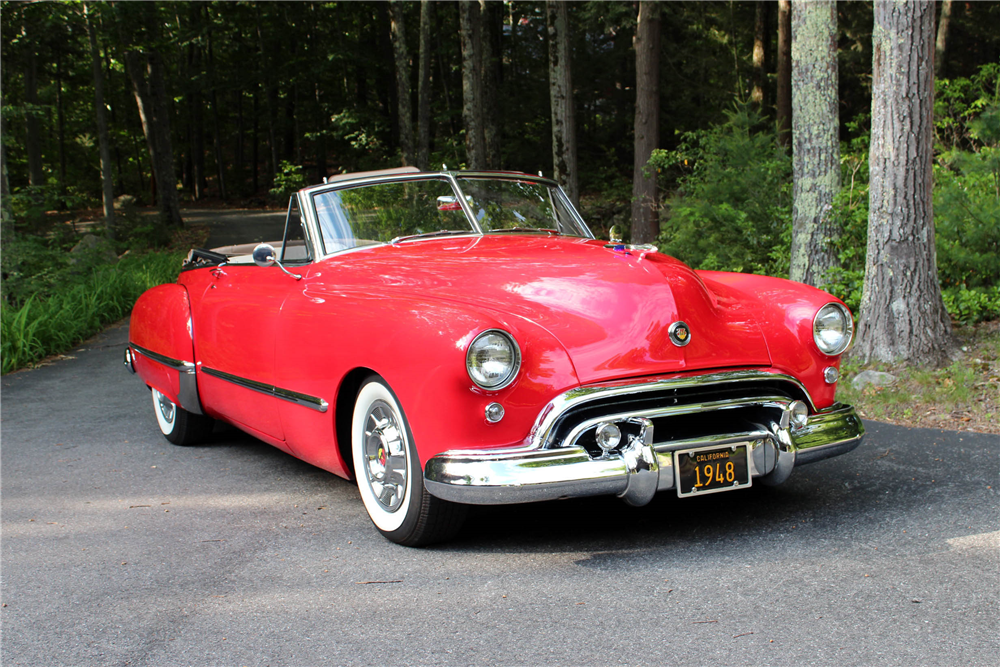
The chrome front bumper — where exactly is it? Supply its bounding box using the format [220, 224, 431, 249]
[423, 399, 864, 507]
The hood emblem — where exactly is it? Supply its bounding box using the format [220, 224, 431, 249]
[668, 321, 692, 347]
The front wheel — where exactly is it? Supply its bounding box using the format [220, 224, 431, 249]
[352, 376, 467, 546]
[151, 387, 214, 446]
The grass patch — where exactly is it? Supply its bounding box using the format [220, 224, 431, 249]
[837, 320, 1000, 434]
[1, 251, 185, 374]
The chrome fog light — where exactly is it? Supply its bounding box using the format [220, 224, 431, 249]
[789, 400, 809, 428]
[823, 366, 839, 384]
[485, 402, 505, 423]
[595, 422, 622, 451]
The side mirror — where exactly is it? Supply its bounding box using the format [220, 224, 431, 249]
[252, 243, 276, 268]
[609, 225, 623, 244]
[252, 243, 301, 280]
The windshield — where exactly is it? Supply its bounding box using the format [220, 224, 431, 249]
[313, 178, 473, 253]
[456, 177, 590, 237]
[311, 175, 591, 254]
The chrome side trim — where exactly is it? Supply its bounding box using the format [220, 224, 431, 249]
[130, 343, 195, 373]
[529, 370, 816, 449]
[129, 344, 203, 415]
[201, 366, 329, 413]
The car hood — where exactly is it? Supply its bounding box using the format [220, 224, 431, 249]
[333, 235, 772, 384]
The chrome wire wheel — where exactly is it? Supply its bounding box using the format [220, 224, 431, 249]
[362, 400, 408, 513]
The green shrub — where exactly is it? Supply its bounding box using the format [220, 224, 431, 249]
[269, 160, 308, 202]
[650, 105, 792, 276]
[942, 285, 1000, 325]
[0, 250, 184, 374]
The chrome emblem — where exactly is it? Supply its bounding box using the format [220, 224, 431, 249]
[668, 321, 692, 347]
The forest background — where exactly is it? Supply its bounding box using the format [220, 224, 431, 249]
[1, 0, 998, 379]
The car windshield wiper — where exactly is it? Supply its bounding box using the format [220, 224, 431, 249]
[390, 229, 476, 244]
[485, 227, 561, 235]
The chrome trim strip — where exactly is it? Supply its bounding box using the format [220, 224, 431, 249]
[201, 366, 329, 413]
[130, 344, 195, 374]
[529, 370, 816, 449]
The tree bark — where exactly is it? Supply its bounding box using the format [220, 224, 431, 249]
[416, 0, 433, 171]
[125, 38, 184, 227]
[631, 1, 660, 245]
[935, 0, 954, 80]
[24, 41, 45, 189]
[84, 2, 116, 236]
[854, 0, 952, 366]
[751, 1, 769, 110]
[789, 0, 840, 287]
[207, 18, 227, 200]
[547, 1, 578, 208]
[459, 0, 486, 170]
[1, 94, 13, 240]
[389, 0, 415, 166]
[776, 0, 792, 149]
[481, 0, 503, 169]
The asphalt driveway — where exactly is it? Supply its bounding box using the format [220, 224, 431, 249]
[2, 321, 998, 666]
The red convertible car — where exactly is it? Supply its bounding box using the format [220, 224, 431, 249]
[125, 167, 864, 546]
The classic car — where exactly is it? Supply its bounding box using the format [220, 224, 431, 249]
[125, 167, 864, 546]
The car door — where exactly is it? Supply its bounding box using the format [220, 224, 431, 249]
[192, 196, 312, 443]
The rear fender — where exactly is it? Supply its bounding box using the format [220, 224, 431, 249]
[128, 283, 203, 414]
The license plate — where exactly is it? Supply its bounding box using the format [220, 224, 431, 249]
[675, 443, 752, 497]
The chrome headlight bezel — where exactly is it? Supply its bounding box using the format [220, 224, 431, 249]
[466, 329, 521, 391]
[813, 302, 854, 356]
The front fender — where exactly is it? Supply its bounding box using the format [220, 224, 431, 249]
[273, 288, 581, 470]
[697, 271, 849, 409]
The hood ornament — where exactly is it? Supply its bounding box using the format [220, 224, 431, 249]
[668, 321, 692, 347]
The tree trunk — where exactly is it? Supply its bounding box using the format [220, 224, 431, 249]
[935, 0, 954, 80]
[776, 0, 792, 149]
[389, 0, 415, 167]
[24, 36, 45, 189]
[481, 0, 503, 169]
[1, 94, 13, 240]
[854, 0, 952, 366]
[55, 50, 68, 202]
[84, 2, 115, 237]
[459, 0, 486, 170]
[631, 1, 660, 245]
[751, 1, 769, 110]
[546, 1, 578, 208]
[125, 43, 183, 227]
[207, 19, 227, 201]
[416, 0, 433, 171]
[789, 0, 840, 287]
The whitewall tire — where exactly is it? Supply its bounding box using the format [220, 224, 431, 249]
[351, 376, 467, 546]
[150, 387, 214, 446]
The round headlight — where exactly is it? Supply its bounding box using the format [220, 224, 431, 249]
[466, 329, 521, 390]
[813, 303, 854, 356]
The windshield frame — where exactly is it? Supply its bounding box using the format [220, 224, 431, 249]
[298, 171, 594, 260]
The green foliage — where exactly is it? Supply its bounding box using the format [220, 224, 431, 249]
[942, 285, 1000, 326]
[651, 105, 791, 276]
[0, 250, 184, 374]
[269, 161, 308, 202]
